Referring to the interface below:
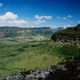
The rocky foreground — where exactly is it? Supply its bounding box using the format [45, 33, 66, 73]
[4, 56, 80, 80]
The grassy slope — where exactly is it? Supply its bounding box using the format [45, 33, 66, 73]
[0, 34, 80, 79]
[0, 35, 61, 79]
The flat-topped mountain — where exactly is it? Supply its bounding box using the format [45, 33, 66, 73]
[0, 27, 52, 37]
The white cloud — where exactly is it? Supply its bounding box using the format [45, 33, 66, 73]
[56, 15, 72, 21]
[0, 12, 18, 21]
[67, 15, 72, 18]
[56, 16, 60, 19]
[62, 17, 67, 20]
[0, 12, 52, 27]
[34, 15, 52, 26]
[0, 12, 30, 27]
[0, 3, 3, 7]
[34, 20, 46, 24]
[63, 24, 73, 28]
[35, 15, 52, 20]
[78, 20, 80, 23]
[44, 16, 52, 19]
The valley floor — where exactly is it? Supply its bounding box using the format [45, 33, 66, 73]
[0, 34, 61, 79]
[0, 34, 80, 79]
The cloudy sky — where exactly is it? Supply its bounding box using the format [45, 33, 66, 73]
[0, 0, 80, 28]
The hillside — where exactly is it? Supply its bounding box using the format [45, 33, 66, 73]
[51, 24, 80, 45]
[0, 36, 80, 79]
[2, 39, 80, 80]
[0, 38, 62, 79]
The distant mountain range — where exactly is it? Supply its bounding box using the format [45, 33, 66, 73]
[0, 27, 52, 37]
[51, 27, 64, 32]
[0, 26, 67, 38]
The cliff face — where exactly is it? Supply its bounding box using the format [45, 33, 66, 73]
[51, 24, 80, 45]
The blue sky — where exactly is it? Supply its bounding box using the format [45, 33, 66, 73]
[0, 0, 80, 28]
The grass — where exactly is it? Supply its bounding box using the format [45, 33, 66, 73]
[0, 34, 80, 79]
[0, 38, 60, 79]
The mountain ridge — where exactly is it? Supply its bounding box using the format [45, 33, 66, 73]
[0, 27, 52, 37]
[51, 24, 80, 46]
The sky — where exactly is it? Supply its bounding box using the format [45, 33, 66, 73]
[0, 0, 80, 28]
